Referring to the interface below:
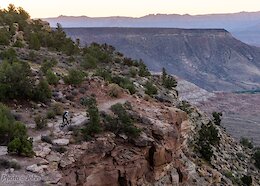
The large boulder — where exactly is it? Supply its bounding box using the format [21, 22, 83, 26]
[53, 139, 70, 146]
[26, 164, 48, 174]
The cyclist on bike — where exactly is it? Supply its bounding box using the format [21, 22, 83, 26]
[62, 111, 69, 126]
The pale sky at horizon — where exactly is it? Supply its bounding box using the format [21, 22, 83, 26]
[1, 0, 260, 18]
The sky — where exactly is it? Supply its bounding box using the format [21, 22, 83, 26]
[1, 0, 260, 18]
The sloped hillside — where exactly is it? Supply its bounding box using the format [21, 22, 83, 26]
[65, 27, 260, 91]
[0, 5, 260, 186]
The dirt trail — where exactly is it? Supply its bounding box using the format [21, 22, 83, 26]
[98, 98, 128, 112]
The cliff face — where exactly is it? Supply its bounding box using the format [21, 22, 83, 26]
[59, 83, 260, 186]
[61, 96, 193, 185]
[65, 28, 260, 91]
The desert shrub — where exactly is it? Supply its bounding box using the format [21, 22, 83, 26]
[111, 75, 136, 94]
[108, 83, 122, 98]
[138, 61, 150, 77]
[0, 60, 34, 101]
[0, 103, 28, 146]
[95, 68, 112, 82]
[0, 28, 11, 45]
[196, 122, 220, 162]
[241, 175, 252, 186]
[40, 58, 58, 74]
[212, 112, 222, 126]
[28, 51, 37, 61]
[83, 43, 111, 63]
[253, 149, 260, 169]
[41, 135, 53, 144]
[0, 158, 21, 170]
[177, 101, 193, 114]
[7, 136, 34, 157]
[13, 40, 24, 48]
[161, 67, 177, 89]
[82, 96, 101, 139]
[33, 79, 52, 102]
[28, 33, 40, 50]
[46, 69, 59, 85]
[129, 67, 138, 77]
[51, 103, 63, 115]
[123, 57, 135, 66]
[64, 69, 85, 85]
[46, 109, 56, 119]
[144, 81, 158, 96]
[0, 48, 17, 62]
[104, 103, 141, 138]
[34, 115, 47, 130]
[240, 137, 254, 149]
[81, 53, 98, 69]
[198, 141, 213, 162]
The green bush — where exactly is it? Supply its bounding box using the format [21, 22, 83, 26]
[0, 60, 34, 101]
[144, 81, 158, 96]
[28, 33, 40, 50]
[0, 104, 29, 145]
[104, 103, 141, 138]
[7, 136, 34, 157]
[0, 28, 11, 45]
[13, 40, 24, 48]
[95, 68, 112, 82]
[0, 48, 17, 62]
[51, 103, 63, 115]
[108, 84, 122, 98]
[138, 61, 150, 77]
[81, 54, 98, 69]
[161, 68, 177, 89]
[177, 101, 193, 114]
[46, 69, 59, 85]
[40, 59, 58, 74]
[46, 109, 56, 119]
[33, 79, 52, 102]
[253, 149, 260, 169]
[64, 69, 85, 85]
[83, 43, 111, 63]
[198, 141, 213, 162]
[34, 115, 47, 130]
[240, 137, 254, 149]
[111, 75, 136, 94]
[241, 175, 252, 186]
[82, 96, 101, 139]
[129, 67, 138, 77]
[196, 122, 220, 162]
[212, 112, 222, 126]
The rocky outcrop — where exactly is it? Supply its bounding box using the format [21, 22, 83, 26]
[60, 106, 195, 186]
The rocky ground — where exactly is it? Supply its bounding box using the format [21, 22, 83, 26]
[0, 72, 259, 185]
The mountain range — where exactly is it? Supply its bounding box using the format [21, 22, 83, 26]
[43, 11, 260, 46]
[64, 27, 260, 91]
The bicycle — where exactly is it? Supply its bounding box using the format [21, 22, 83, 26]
[59, 119, 71, 130]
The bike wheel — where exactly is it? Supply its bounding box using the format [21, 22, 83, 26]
[59, 123, 65, 130]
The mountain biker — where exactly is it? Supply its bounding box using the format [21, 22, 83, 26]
[62, 111, 69, 125]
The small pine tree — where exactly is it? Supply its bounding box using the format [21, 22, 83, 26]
[212, 112, 222, 126]
[29, 34, 40, 50]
